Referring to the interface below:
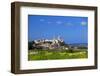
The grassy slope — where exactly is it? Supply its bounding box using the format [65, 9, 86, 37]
[28, 49, 88, 60]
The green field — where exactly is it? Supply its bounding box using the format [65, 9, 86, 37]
[28, 49, 88, 60]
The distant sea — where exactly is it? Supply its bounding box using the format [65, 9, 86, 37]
[68, 43, 88, 47]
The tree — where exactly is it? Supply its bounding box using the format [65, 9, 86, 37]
[59, 41, 68, 46]
[28, 41, 33, 50]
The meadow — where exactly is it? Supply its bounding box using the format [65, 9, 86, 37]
[28, 49, 88, 60]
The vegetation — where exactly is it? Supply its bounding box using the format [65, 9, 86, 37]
[28, 40, 88, 60]
[28, 49, 88, 60]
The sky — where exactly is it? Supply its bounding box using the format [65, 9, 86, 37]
[28, 15, 88, 44]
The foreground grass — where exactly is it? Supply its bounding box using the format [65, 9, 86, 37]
[28, 49, 88, 60]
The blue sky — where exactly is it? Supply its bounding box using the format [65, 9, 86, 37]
[28, 15, 88, 44]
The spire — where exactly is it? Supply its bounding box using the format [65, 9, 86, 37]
[58, 35, 61, 40]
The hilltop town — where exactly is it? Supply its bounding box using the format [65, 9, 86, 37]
[29, 36, 69, 51]
[28, 36, 88, 51]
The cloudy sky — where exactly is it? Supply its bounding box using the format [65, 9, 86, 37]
[28, 15, 88, 44]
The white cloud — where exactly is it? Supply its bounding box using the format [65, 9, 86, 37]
[81, 21, 87, 26]
[56, 21, 62, 24]
[40, 19, 45, 22]
[47, 22, 52, 24]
